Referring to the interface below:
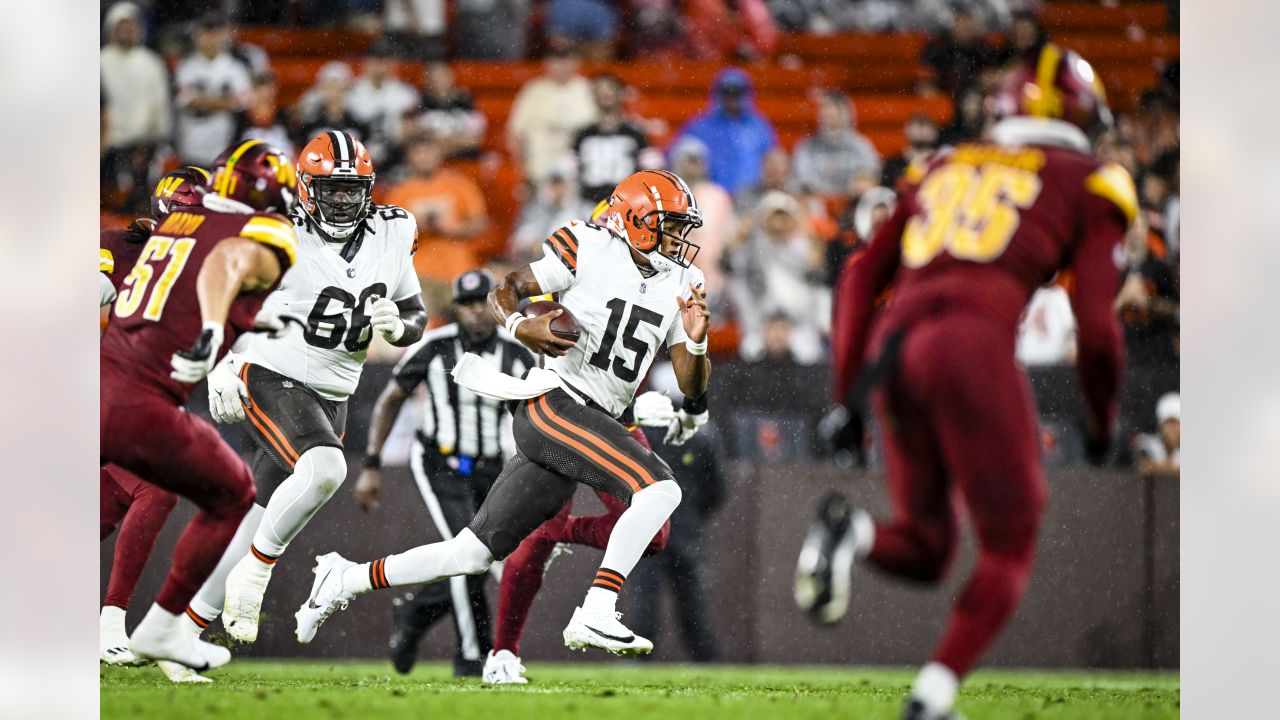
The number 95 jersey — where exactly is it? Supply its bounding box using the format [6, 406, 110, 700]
[530, 220, 705, 418]
[238, 205, 421, 401]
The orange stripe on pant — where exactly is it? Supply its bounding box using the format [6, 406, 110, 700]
[537, 395, 656, 489]
[239, 364, 300, 466]
[526, 398, 644, 493]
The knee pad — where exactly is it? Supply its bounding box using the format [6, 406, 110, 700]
[297, 446, 347, 500]
[639, 479, 682, 509]
[451, 529, 495, 575]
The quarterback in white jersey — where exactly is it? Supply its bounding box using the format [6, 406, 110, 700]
[181, 130, 427, 650]
[295, 170, 711, 657]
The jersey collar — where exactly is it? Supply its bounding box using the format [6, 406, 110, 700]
[989, 117, 1090, 153]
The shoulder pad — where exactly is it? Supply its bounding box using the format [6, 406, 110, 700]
[100, 248, 114, 274]
[1084, 162, 1138, 227]
[240, 213, 298, 267]
[544, 225, 582, 275]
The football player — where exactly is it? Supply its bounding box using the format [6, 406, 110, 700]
[797, 45, 1131, 720]
[100, 140, 299, 673]
[99, 167, 206, 669]
[295, 170, 710, 656]
[179, 130, 427, 645]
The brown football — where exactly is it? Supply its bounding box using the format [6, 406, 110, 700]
[522, 300, 581, 343]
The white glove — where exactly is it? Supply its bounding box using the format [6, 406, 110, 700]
[251, 309, 292, 339]
[170, 322, 224, 384]
[207, 355, 249, 424]
[369, 297, 404, 342]
[664, 409, 708, 446]
[632, 391, 677, 427]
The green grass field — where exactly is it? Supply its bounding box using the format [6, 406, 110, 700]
[101, 659, 1178, 719]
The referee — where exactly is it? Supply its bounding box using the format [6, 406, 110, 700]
[354, 269, 536, 677]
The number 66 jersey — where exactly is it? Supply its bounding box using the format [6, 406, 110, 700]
[237, 205, 420, 401]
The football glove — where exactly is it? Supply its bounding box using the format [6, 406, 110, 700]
[170, 322, 224, 384]
[632, 391, 677, 428]
[664, 409, 708, 446]
[369, 297, 405, 342]
[207, 355, 249, 424]
[250, 309, 293, 339]
[818, 404, 868, 469]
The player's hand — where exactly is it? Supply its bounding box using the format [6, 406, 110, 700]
[665, 409, 708, 446]
[818, 403, 868, 469]
[250, 309, 295, 339]
[370, 297, 405, 342]
[676, 283, 710, 343]
[633, 391, 677, 427]
[170, 322, 224, 384]
[354, 469, 381, 512]
[207, 356, 249, 423]
[515, 310, 576, 358]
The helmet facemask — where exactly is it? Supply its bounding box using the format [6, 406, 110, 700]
[643, 209, 703, 270]
[305, 175, 373, 241]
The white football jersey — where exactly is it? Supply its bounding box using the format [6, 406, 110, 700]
[530, 220, 704, 418]
[239, 205, 421, 400]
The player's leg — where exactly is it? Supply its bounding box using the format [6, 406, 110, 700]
[99, 466, 135, 664]
[100, 465, 178, 665]
[100, 466, 130, 540]
[224, 364, 348, 642]
[562, 426, 670, 555]
[669, 542, 719, 662]
[295, 453, 577, 644]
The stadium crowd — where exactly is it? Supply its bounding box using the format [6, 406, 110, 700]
[100, 0, 1179, 465]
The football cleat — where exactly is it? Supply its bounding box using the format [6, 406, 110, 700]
[100, 608, 143, 666]
[794, 492, 863, 624]
[223, 554, 274, 643]
[295, 552, 357, 644]
[562, 606, 653, 656]
[129, 605, 231, 672]
[902, 698, 961, 720]
[482, 649, 529, 685]
[388, 591, 427, 675]
[156, 660, 214, 684]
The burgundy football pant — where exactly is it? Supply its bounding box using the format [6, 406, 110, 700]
[867, 315, 1046, 678]
[101, 378, 255, 614]
[100, 464, 178, 610]
[494, 426, 669, 655]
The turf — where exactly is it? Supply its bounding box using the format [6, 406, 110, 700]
[101, 659, 1179, 719]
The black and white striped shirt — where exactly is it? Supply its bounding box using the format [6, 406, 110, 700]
[393, 324, 536, 459]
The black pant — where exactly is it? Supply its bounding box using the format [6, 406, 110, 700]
[404, 438, 498, 665]
[629, 532, 719, 662]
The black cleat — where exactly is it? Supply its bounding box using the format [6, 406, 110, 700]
[901, 699, 960, 720]
[389, 592, 428, 674]
[453, 658, 483, 678]
[794, 492, 861, 624]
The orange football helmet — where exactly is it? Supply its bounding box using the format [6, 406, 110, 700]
[604, 170, 703, 269]
[297, 130, 375, 240]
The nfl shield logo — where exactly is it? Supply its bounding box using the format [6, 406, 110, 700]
[639, 282, 647, 294]
[346, 267, 356, 278]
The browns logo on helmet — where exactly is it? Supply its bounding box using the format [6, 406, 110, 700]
[207, 139, 298, 214]
[297, 130, 376, 242]
[604, 170, 703, 270]
[151, 166, 209, 218]
[991, 43, 1113, 136]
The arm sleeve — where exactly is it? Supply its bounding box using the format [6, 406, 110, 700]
[391, 339, 434, 393]
[1069, 188, 1128, 439]
[529, 235, 577, 294]
[392, 218, 422, 300]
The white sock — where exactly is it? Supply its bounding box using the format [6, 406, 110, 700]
[852, 508, 875, 561]
[189, 504, 265, 621]
[252, 446, 347, 557]
[582, 587, 618, 615]
[343, 529, 493, 596]
[912, 662, 959, 713]
[582, 480, 681, 612]
[100, 605, 127, 637]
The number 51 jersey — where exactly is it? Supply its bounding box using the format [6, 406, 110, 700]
[530, 220, 705, 418]
[238, 205, 420, 401]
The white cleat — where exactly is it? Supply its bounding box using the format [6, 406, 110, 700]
[482, 649, 529, 684]
[100, 606, 144, 666]
[129, 605, 231, 672]
[295, 552, 356, 644]
[223, 554, 273, 643]
[156, 660, 214, 683]
[562, 606, 653, 656]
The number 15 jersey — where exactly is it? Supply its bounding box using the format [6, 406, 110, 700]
[238, 205, 420, 401]
[530, 220, 705, 418]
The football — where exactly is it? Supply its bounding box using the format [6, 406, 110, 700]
[523, 300, 581, 343]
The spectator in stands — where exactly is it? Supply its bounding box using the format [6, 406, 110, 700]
[404, 62, 486, 160]
[234, 73, 295, 159]
[1115, 214, 1179, 449]
[684, 0, 780, 61]
[723, 191, 826, 364]
[1136, 392, 1180, 479]
[735, 146, 794, 218]
[920, 6, 1003, 98]
[1006, 9, 1049, 64]
[509, 160, 580, 265]
[173, 13, 252, 166]
[937, 83, 988, 146]
[669, 137, 734, 304]
[1143, 148, 1180, 256]
[384, 134, 490, 275]
[295, 61, 372, 146]
[792, 90, 881, 197]
[227, 19, 271, 76]
[673, 69, 778, 196]
[826, 184, 894, 288]
[507, 47, 596, 183]
[347, 39, 421, 163]
[383, 0, 447, 61]
[571, 74, 659, 207]
[880, 113, 939, 187]
[1097, 129, 1141, 178]
[100, 2, 171, 214]
[455, 0, 530, 60]
[547, 0, 620, 61]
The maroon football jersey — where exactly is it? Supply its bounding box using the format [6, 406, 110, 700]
[100, 224, 150, 292]
[100, 207, 297, 404]
[832, 124, 1136, 433]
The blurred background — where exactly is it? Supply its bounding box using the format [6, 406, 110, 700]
[100, 0, 1179, 670]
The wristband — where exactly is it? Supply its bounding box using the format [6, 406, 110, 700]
[505, 312, 527, 336]
[684, 337, 708, 355]
[362, 454, 382, 470]
[682, 393, 708, 415]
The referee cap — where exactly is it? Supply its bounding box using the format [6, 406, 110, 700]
[453, 269, 495, 303]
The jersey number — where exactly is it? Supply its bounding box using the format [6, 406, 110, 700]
[303, 283, 387, 352]
[901, 163, 1043, 268]
[114, 235, 197, 321]
[587, 298, 663, 382]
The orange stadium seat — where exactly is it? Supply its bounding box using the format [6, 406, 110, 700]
[1041, 3, 1169, 35]
[238, 27, 375, 58]
[1056, 34, 1180, 64]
